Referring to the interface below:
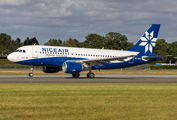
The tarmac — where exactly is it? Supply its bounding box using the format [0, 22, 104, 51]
[0, 74, 177, 83]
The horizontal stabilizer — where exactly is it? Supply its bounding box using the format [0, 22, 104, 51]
[142, 55, 172, 60]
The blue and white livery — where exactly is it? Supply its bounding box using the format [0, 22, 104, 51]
[7, 24, 170, 78]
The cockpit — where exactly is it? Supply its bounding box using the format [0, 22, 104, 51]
[15, 49, 26, 53]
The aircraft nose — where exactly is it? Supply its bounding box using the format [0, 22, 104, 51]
[7, 53, 15, 62]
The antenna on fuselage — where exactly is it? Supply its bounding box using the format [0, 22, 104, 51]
[34, 43, 36, 46]
[102, 47, 104, 50]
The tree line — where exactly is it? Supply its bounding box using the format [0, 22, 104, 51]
[0, 32, 176, 62]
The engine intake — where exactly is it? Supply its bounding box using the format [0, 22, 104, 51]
[42, 66, 61, 73]
[62, 62, 83, 73]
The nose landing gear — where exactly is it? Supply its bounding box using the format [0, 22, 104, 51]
[29, 65, 34, 77]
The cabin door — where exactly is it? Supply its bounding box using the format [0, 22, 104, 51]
[32, 47, 38, 58]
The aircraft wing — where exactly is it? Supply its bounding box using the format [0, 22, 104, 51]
[142, 55, 172, 60]
[68, 55, 137, 66]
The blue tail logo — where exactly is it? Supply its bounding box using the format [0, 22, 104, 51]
[139, 31, 156, 53]
[129, 24, 160, 54]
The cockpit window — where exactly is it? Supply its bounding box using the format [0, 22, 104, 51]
[14, 49, 26, 53]
[15, 50, 19, 52]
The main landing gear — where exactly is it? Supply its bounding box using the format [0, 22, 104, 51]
[72, 73, 80, 78]
[72, 72, 95, 78]
[72, 67, 95, 78]
[87, 67, 95, 78]
[87, 73, 95, 78]
[29, 65, 34, 77]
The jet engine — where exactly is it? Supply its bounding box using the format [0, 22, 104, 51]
[62, 62, 83, 73]
[42, 66, 61, 73]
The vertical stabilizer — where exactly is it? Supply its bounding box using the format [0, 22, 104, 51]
[128, 24, 160, 54]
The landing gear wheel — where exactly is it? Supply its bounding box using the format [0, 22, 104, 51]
[72, 73, 80, 78]
[29, 73, 34, 77]
[87, 73, 90, 78]
[87, 73, 95, 78]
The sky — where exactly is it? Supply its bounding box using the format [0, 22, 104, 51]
[0, 0, 177, 45]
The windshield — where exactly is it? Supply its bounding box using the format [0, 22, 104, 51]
[15, 50, 19, 52]
[14, 49, 26, 53]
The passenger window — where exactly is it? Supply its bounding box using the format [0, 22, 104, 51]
[23, 50, 26, 53]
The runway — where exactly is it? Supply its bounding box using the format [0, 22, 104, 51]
[0, 74, 177, 83]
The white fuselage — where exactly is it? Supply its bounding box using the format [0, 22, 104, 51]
[8, 45, 139, 64]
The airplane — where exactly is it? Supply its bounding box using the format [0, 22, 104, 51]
[7, 24, 170, 78]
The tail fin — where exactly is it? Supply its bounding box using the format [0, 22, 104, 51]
[128, 24, 160, 54]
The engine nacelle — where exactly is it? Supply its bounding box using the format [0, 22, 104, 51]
[62, 62, 83, 73]
[42, 66, 61, 73]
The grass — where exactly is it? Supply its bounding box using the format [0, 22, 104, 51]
[0, 83, 177, 120]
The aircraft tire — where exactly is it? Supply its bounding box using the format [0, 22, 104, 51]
[87, 73, 90, 78]
[72, 73, 80, 78]
[29, 73, 34, 77]
[87, 73, 95, 78]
